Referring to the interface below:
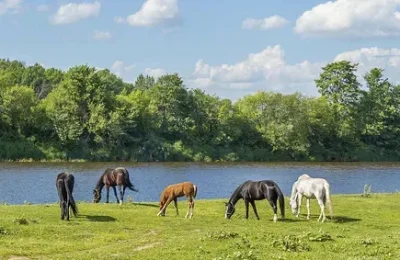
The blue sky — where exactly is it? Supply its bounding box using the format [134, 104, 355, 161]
[1, 0, 400, 100]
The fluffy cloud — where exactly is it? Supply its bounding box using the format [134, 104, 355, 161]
[294, 0, 400, 37]
[127, 0, 179, 27]
[50, 1, 101, 25]
[334, 47, 400, 84]
[0, 0, 23, 15]
[191, 45, 323, 100]
[144, 68, 167, 78]
[190, 45, 400, 100]
[242, 15, 288, 31]
[111, 61, 135, 79]
[93, 31, 112, 40]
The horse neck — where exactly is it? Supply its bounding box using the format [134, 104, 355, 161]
[290, 182, 298, 200]
[228, 189, 242, 205]
[95, 176, 105, 191]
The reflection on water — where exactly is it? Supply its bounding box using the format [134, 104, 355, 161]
[0, 162, 399, 204]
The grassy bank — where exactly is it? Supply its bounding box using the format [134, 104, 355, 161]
[0, 194, 399, 259]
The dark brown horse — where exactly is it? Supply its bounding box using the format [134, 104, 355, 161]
[157, 181, 197, 218]
[56, 172, 78, 221]
[93, 167, 139, 204]
[225, 180, 285, 222]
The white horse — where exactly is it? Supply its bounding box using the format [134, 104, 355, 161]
[289, 174, 333, 222]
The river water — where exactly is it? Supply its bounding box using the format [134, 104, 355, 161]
[0, 162, 399, 204]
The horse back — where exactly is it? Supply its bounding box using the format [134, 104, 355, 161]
[102, 168, 118, 186]
[161, 181, 195, 200]
[296, 177, 329, 196]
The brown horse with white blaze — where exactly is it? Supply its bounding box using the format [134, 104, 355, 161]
[93, 167, 138, 204]
[157, 181, 197, 218]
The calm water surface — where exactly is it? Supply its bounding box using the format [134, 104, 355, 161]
[0, 162, 399, 204]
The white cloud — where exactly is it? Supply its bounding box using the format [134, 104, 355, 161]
[190, 45, 400, 100]
[36, 4, 48, 12]
[127, 0, 179, 27]
[0, 0, 23, 15]
[93, 31, 112, 40]
[294, 0, 400, 37]
[143, 68, 167, 78]
[111, 61, 135, 79]
[334, 47, 400, 84]
[191, 45, 323, 100]
[114, 16, 125, 23]
[50, 1, 101, 25]
[242, 15, 288, 31]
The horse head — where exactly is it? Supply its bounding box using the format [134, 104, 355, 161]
[224, 202, 235, 219]
[93, 189, 101, 203]
[289, 193, 298, 215]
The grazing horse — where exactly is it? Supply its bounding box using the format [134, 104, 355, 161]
[289, 174, 334, 222]
[93, 167, 138, 204]
[225, 180, 285, 222]
[157, 181, 197, 218]
[56, 172, 78, 221]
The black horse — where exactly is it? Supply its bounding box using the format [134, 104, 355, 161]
[93, 167, 139, 204]
[56, 172, 78, 221]
[225, 180, 285, 222]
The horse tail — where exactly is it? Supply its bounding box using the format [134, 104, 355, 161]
[193, 184, 197, 199]
[124, 169, 138, 192]
[274, 183, 285, 218]
[324, 181, 334, 219]
[65, 174, 78, 217]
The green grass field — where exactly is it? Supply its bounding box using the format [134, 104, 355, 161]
[0, 194, 399, 259]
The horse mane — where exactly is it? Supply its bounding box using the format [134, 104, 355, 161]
[228, 181, 247, 205]
[95, 169, 112, 191]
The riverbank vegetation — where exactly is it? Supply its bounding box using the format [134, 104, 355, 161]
[0, 194, 399, 259]
[1, 59, 400, 162]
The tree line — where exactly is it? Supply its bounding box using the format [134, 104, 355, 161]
[0, 59, 399, 162]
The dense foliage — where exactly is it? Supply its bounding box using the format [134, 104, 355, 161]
[0, 59, 399, 162]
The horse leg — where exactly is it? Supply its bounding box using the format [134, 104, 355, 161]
[112, 186, 120, 204]
[173, 198, 179, 216]
[244, 200, 250, 219]
[306, 198, 311, 220]
[60, 201, 65, 220]
[267, 199, 278, 222]
[66, 193, 70, 221]
[186, 196, 194, 218]
[249, 200, 260, 220]
[106, 186, 110, 203]
[123, 187, 127, 202]
[157, 197, 173, 216]
[317, 198, 326, 222]
[190, 201, 195, 218]
[118, 185, 123, 205]
[296, 193, 303, 218]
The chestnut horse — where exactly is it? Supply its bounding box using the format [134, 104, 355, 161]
[93, 167, 138, 204]
[157, 181, 197, 218]
[56, 172, 78, 221]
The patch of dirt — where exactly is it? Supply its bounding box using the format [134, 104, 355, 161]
[134, 242, 161, 251]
